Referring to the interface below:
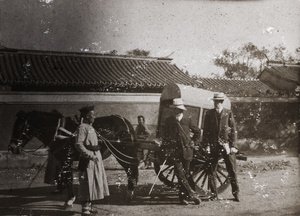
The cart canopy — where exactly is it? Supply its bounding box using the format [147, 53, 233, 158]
[160, 83, 231, 109]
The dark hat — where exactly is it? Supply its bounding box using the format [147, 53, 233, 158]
[79, 105, 94, 117]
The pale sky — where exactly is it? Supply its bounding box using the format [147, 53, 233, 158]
[0, 0, 299, 77]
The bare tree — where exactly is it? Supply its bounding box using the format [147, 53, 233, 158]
[126, 48, 150, 57]
[213, 43, 298, 79]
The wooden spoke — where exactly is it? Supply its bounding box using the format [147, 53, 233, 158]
[165, 166, 174, 178]
[217, 169, 227, 178]
[200, 173, 208, 189]
[162, 165, 173, 173]
[216, 172, 223, 185]
[194, 170, 206, 184]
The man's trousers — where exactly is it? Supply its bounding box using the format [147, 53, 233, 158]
[209, 146, 239, 197]
[171, 158, 196, 199]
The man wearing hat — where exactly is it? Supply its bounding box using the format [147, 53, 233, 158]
[203, 93, 240, 202]
[75, 105, 110, 215]
[162, 98, 201, 205]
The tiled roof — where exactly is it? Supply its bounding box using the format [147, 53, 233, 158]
[0, 49, 199, 92]
[257, 63, 300, 95]
[258, 64, 300, 83]
[196, 77, 278, 97]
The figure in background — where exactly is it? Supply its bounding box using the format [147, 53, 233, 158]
[135, 115, 151, 169]
[162, 98, 201, 205]
[75, 105, 110, 215]
[203, 93, 240, 202]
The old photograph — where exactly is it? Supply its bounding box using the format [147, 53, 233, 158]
[0, 0, 299, 215]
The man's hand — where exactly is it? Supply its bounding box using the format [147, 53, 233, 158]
[190, 141, 199, 151]
[93, 157, 99, 163]
[153, 138, 162, 147]
[206, 146, 211, 154]
[230, 147, 238, 154]
[193, 145, 200, 151]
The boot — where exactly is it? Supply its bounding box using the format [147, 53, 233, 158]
[63, 196, 76, 210]
[189, 195, 201, 205]
[82, 202, 98, 215]
[125, 190, 135, 202]
[82, 202, 91, 215]
[233, 192, 240, 202]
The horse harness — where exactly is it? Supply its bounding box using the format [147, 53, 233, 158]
[54, 119, 139, 165]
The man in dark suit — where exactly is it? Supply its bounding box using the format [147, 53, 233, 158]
[163, 98, 201, 205]
[203, 92, 240, 202]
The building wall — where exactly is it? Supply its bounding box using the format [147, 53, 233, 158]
[0, 92, 160, 151]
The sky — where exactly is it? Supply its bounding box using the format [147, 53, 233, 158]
[0, 0, 299, 77]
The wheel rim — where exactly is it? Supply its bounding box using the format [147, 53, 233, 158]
[192, 154, 230, 196]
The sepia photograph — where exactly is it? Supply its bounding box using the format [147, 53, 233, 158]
[0, 0, 299, 215]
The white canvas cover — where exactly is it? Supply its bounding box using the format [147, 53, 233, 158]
[160, 83, 231, 109]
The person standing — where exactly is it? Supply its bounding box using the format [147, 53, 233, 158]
[135, 115, 151, 169]
[75, 105, 110, 215]
[162, 98, 201, 205]
[202, 93, 240, 202]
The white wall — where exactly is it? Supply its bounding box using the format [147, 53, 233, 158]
[0, 92, 161, 150]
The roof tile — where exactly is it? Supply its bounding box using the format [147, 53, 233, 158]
[0, 49, 199, 91]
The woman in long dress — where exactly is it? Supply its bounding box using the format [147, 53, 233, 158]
[75, 105, 110, 215]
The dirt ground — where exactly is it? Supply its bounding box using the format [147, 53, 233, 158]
[0, 154, 299, 216]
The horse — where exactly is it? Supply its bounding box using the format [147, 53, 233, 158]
[8, 110, 139, 202]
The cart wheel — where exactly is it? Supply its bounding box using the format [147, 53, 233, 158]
[153, 160, 177, 188]
[153, 153, 230, 194]
[192, 153, 230, 196]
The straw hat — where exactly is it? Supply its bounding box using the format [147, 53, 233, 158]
[169, 98, 187, 111]
[212, 92, 225, 101]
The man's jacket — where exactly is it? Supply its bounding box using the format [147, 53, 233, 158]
[203, 108, 237, 148]
[163, 115, 200, 160]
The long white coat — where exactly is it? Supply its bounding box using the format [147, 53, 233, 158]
[75, 123, 110, 200]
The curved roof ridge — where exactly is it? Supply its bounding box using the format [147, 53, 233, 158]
[0, 48, 173, 62]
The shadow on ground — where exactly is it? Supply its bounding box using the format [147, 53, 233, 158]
[0, 184, 208, 215]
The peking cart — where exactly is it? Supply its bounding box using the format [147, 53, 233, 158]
[147, 83, 247, 196]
